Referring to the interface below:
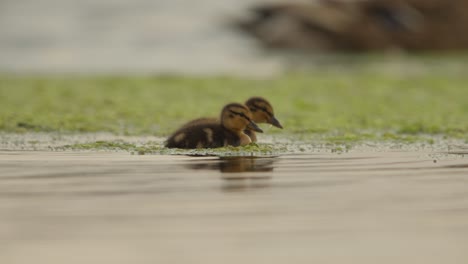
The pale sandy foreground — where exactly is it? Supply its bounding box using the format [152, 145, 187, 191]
[1, 151, 468, 264]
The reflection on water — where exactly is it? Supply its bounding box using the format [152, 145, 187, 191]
[186, 156, 276, 173]
[219, 156, 276, 173]
[185, 156, 277, 191]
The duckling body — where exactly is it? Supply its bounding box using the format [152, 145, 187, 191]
[165, 103, 262, 149]
[166, 123, 240, 149]
[178, 97, 283, 143]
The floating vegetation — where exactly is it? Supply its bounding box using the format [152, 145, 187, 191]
[53, 131, 467, 157]
[61, 140, 286, 156]
[62, 140, 163, 155]
[2, 130, 466, 155]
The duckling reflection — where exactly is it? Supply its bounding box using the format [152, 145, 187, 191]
[219, 156, 276, 173]
[186, 156, 276, 173]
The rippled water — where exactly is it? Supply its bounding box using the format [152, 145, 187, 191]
[1, 151, 468, 263]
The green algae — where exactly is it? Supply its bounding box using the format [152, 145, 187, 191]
[58, 133, 462, 156]
[1, 55, 468, 142]
[62, 140, 282, 156]
[62, 140, 164, 155]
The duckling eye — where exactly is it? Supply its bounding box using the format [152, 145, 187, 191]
[253, 104, 273, 117]
[229, 110, 251, 122]
[239, 112, 251, 121]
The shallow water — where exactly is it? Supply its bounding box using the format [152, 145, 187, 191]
[1, 150, 468, 263]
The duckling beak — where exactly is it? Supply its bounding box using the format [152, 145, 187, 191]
[248, 121, 263, 133]
[269, 116, 283, 129]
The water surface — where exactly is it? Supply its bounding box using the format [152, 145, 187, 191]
[1, 151, 467, 263]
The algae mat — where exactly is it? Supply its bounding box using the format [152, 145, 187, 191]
[1, 151, 467, 264]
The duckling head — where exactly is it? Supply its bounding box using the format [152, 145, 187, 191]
[245, 97, 283, 129]
[221, 103, 263, 134]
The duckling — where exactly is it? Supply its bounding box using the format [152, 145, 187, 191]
[244, 96, 283, 142]
[179, 97, 283, 142]
[165, 103, 263, 149]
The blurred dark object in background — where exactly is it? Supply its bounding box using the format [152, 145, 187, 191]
[236, 0, 468, 51]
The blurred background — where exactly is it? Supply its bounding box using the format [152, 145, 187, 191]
[0, 0, 283, 75]
[2, 0, 468, 76]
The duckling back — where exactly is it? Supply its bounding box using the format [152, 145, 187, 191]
[165, 123, 241, 149]
[179, 117, 259, 143]
[180, 117, 217, 129]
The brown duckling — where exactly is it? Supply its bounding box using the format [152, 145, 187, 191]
[244, 96, 283, 142]
[165, 103, 263, 149]
[179, 97, 283, 142]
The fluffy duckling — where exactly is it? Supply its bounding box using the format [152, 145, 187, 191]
[244, 96, 283, 142]
[165, 103, 263, 149]
[180, 97, 282, 142]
